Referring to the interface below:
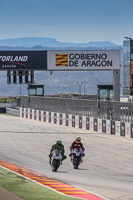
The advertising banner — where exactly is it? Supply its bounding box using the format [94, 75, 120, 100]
[98, 118, 102, 133]
[69, 115, 72, 127]
[125, 123, 131, 138]
[20, 107, 22, 117]
[115, 121, 120, 136]
[90, 117, 94, 131]
[24, 108, 26, 118]
[57, 113, 60, 125]
[0, 51, 47, 70]
[48, 50, 120, 71]
[46, 111, 49, 122]
[28, 109, 30, 119]
[62, 113, 66, 126]
[32, 109, 35, 120]
[51, 112, 54, 124]
[82, 116, 86, 130]
[36, 110, 39, 121]
[41, 111, 44, 122]
[75, 115, 79, 129]
[106, 120, 111, 134]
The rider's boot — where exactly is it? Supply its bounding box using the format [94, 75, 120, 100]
[49, 158, 51, 165]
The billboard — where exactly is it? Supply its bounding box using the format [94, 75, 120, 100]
[0, 51, 47, 70]
[47, 50, 120, 70]
[0, 50, 120, 71]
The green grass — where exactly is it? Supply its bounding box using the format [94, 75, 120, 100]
[0, 113, 15, 116]
[0, 167, 81, 200]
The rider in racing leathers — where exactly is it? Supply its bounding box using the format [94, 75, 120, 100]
[49, 139, 67, 165]
[69, 137, 85, 159]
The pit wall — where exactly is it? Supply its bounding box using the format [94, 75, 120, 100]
[20, 108, 133, 139]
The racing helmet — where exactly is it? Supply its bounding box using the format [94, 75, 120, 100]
[57, 139, 62, 145]
[76, 137, 81, 143]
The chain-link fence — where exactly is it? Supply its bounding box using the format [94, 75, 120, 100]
[21, 96, 133, 123]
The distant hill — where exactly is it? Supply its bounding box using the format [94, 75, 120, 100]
[0, 37, 120, 48]
[0, 37, 123, 96]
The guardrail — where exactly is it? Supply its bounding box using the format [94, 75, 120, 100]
[6, 107, 20, 117]
[21, 96, 133, 123]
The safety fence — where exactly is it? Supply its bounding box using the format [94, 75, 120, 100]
[21, 96, 133, 123]
[20, 108, 133, 139]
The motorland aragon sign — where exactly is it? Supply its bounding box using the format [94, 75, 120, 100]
[0, 51, 47, 70]
[47, 50, 120, 70]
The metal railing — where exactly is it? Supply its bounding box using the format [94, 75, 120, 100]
[21, 96, 133, 123]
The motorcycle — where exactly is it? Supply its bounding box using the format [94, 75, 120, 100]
[71, 148, 83, 169]
[51, 149, 62, 172]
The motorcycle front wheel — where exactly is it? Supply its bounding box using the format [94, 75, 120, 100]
[52, 159, 60, 172]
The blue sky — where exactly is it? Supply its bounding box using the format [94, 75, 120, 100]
[0, 0, 133, 45]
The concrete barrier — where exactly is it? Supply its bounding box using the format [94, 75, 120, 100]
[106, 120, 111, 134]
[125, 123, 131, 138]
[41, 111, 44, 122]
[98, 118, 102, 133]
[49, 112, 51, 123]
[51, 112, 54, 124]
[75, 115, 79, 129]
[6, 107, 20, 117]
[94, 118, 97, 131]
[20, 108, 22, 117]
[72, 115, 75, 127]
[62, 113, 66, 126]
[115, 121, 121, 136]
[120, 122, 125, 137]
[66, 114, 69, 126]
[86, 117, 90, 130]
[102, 120, 106, 133]
[54, 113, 56, 124]
[90, 117, 94, 131]
[69, 114, 72, 127]
[36, 110, 39, 121]
[20, 108, 133, 139]
[60, 114, 62, 125]
[46, 111, 49, 122]
[111, 121, 115, 135]
[32, 109, 34, 120]
[79, 116, 82, 129]
[57, 113, 60, 125]
[82, 116, 86, 130]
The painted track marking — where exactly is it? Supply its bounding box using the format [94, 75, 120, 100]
[0, 158, 105, 200]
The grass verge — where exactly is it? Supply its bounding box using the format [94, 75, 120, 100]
[0, 113, 15, 116]
[0, 167, 81, 200]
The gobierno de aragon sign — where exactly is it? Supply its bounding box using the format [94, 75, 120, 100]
[0, 50, 120, 71]
[47, 50, 120, 70]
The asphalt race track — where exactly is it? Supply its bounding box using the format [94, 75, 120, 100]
[0, 115, 133, 200]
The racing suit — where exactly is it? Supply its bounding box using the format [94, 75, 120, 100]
[69, 141, 85, 157]
[49, 143, 66, 164]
